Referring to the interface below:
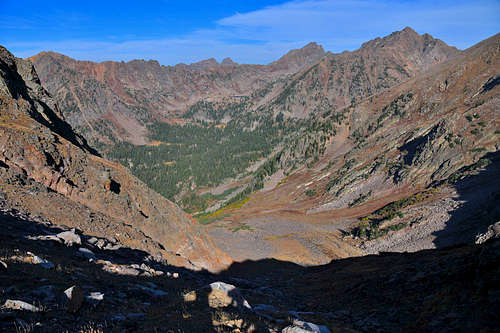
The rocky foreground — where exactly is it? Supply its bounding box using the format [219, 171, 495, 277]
[0, 204, 498, 332]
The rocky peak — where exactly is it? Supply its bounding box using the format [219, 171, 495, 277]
[189, 57, 219, 70]
[221, 57, 237, 66]
[271, 42, 326, 69]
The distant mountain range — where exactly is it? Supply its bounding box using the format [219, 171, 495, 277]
[29, 27, 457, 147]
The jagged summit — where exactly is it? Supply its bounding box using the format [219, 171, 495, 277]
[221, 57, 237, 65]
[270, 41, 326, 68]
[188, 57, 219, 70]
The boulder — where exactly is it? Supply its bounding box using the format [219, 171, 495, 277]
[282, 320, 331, 333]
[206, 282, 251, 309]
[475, 222, 500, 244]
[27, 252, 54, 269]
[77, 248, 96, 260]
[87, 237, 99, 245]
[104, 243, 121, 251]
[102, 263, 140, 276]
[64, 285, 84, 313]
[27, 235, 62, 243]
[95, 239, 106, 249]
[3, 300, 41, 312]
[0, 260, 7, 271]
[86, 292, 104, 306]
[57, 230, 81, 246]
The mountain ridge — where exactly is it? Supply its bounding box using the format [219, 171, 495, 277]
[29, 27, 457, 148]
[0, 46, 231, 272]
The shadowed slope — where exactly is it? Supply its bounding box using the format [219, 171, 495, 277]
[0, 46, 231, 272]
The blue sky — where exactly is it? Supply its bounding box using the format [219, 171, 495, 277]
[1, 0, 499, 65]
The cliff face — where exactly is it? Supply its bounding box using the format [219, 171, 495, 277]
[0, 46, 231, 272]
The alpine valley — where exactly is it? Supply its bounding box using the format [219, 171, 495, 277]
[0, 27, 498, 332]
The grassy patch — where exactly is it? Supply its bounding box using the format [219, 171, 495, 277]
[232, 225, 253, 233]
[194, 197, 250, 225]
[447, 157, 491, 184]
[305, 189, 316, 197]
[264, 234, 293, 240]
[277, 175, 290, 186]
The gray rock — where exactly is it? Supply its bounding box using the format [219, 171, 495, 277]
[87, 237, 98, 245]
[86, 291, 104, 306]
[207, 281, 251, 309]
[102, 265, 140, 276]
[77, 248, 96, 260]
[64, 285, 84, 313]
[475, 222, 500, 244]
[57, 230, 81, 246]
[0, 260, 7, 270]
[3, 299, 41, 312]
[282, 320, 331, 333]
[27, 235, 62, 243]
[27, 252, 54, 269]
[95, 239, 106, 249]
[104, 243, 121, 250]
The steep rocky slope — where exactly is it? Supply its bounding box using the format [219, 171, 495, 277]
[0, 207, 497, 332]
[257, 27, 459, 119]
[205, 32, 499, 264]
[0, 138, 498, 332]
[0, 46, 230, 272]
